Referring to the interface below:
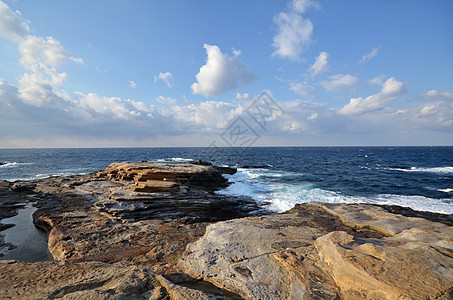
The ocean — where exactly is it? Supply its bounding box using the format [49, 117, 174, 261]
[1, 147, 452, 214]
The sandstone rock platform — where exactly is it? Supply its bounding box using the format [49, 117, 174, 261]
[0, 162, 452, 299]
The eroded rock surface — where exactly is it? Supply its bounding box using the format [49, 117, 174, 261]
[0, 260, 217, 299]
[0, 161, 259, 299]
[1, 162, 453, 299]
[179, 203, 453, 299]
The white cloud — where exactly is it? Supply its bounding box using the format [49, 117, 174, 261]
[289, 81, 315, 97]
[155, 72, 175, 88]
[191, 44, 255, 97]
[272, 0, 319, 61]
[235, 92, 251, 101]
[272, 12, 313, 61]
[18, 72, 67, 106]
[276, 99, 341, 133]
[411, 90, 453, 127]
[156, 95, 176, 105]
[308, 51, 329, 76]
[369, 75, 386, 85]
[15, 35, 79, 107]
[0, 0, 30, 41]
[75, 93, 154, 121]
[358, 47, 379, 64]
[321, 74, 359, 91]
[19, 36, 82, 71]
[339, 77, 406, 115]
[129, 80, 137, 89]
[2, 73, 453, 147]
[171, 100, 243, 131]
[232, 48, 241, 56]
[421, 90, 453, 101]
[12, 34, 82, 108]
[413, 101, 453, 127]
[307, 112, 318, 120]
[291, 0, 320, 13]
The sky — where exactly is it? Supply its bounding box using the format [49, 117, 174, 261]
[0, 0, 452, 148]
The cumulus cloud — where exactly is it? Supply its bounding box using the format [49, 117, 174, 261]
[308, 51, 329, 76]
[339, 77, 406, 115]
[413, 101, 453, 127]
[16, 36, 80, 107]
[191, 44, 255, 97]
[1, 75, 245, 143]
[0, 0, 30, 41]
[18, 72, 67, 106]
[411, 90, 453, 128]
[19, 36, 83, 71]
[272, 0, 319, 61]
[421, 90, 453, 101]
[75, 92, 158, 121]
[291, 0, 321, 13]
[358, 47, 379, 64]
[276, 99, 342, 133]
[321, 74, 359, 92]
[156, 95, 176, 105]
[172, 100, 243, 131]
[129, 80, 137, 88]
[235, 92, 251, 102]
[272, 12, 313, 61]
[289, 81, 315, 97]
[155, 72, 175, 88]
[0, 3, 82, 108]
[307, 112, 318, 120]
[369, 75, 386, 86]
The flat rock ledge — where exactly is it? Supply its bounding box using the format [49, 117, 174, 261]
[0, 162, 452, 299]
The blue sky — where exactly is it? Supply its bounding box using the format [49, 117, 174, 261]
[0, 0, 452, 147]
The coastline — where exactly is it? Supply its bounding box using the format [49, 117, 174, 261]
[0, 161, 452, 298]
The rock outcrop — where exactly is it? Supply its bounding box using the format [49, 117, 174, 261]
[179, 203, 453, 299]
[1, 162, 453, 299]
[0, 260, 223, 299]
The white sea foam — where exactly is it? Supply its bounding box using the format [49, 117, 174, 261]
[438, 188, 453, 193]
[217, 168, 453, 214]
[6, 171, 90, 182]
[0, 162, 20, 168]
[388, 166, 453, 174]
[0, 162, 34, 168]
[155, 157, 193, 163]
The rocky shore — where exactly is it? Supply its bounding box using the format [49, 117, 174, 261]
[0, 161, 452, 299]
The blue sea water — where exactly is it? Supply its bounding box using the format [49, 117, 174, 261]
[0, 147, 452, 214]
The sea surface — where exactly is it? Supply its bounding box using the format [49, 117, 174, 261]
[1, 147, 452, 214]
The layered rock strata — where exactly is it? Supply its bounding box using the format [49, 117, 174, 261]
[179, 203, 453, 299]
[0, 162, 452, 299]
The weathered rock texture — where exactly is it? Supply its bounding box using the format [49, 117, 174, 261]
[1, 162, 453, 299]
[0, 260, 220, 299]
[179, 203, 453, 299]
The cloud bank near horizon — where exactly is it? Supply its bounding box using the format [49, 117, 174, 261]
[0, 0, 452, 147]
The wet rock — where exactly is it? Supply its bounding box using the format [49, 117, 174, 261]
[2, 162, 453, 299]
[0, 259, 16, 264]
[10, 182, 36, 192]
[0, 180, 9, 190]
[0, 180, 32, 256]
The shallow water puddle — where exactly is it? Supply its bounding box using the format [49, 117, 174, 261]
[0, 203, 53, 262]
